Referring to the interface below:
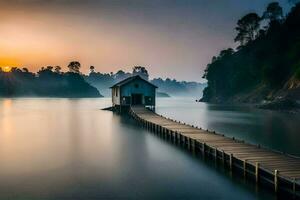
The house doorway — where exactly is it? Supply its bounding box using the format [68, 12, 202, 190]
[131, 94, 143, 105]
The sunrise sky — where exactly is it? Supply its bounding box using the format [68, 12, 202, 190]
[0, 0, 293, 81]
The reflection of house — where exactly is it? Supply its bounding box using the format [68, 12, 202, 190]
[110, 75, 157, 111]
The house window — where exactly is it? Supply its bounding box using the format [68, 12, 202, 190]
[134, 83, 139, 88]
[115, 89, 118, 97]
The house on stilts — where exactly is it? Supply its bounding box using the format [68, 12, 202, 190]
[110, 75, 157, 112]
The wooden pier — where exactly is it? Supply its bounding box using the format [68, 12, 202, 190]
[129, 106, 300, 198]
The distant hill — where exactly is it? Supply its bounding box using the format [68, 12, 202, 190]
[0, 67, 101, 98]
[85, 66, 206, 98]
[151, 78, 206, 98]
[201, 2, 300, 106]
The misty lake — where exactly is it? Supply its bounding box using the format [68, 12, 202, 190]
[0, 97, 299, 199]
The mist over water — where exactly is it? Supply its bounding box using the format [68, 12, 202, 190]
[0, 97, 296, 199]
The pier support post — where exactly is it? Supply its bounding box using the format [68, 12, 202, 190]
[165, 129, 168, 139]
[214, 148, 218, 160]
[179, 134, 182, 144]
[173, 132, 176, 143]
[243, 159, 247, 178]
[192, 140, 196, 154]
[274, 170, 279, 193]
[173, 132, 177, 143]
[222, 151, 225, 165]
[229, 154, 233, 170]
[214, 148, 218, 166]
[255, 162, 260, 184]
[293, 178, 296, 197]
[202, 143, 206, 157]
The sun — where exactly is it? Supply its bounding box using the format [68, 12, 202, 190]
[1, 66, 12, 73]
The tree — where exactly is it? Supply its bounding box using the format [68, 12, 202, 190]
[54, 66, 61, 74]
[22, 68, 29, 73]
[234, 13, 261, 45]
[46, 66, 53, 71]
[263, 2, 283, 22]
[132, 66, 149, 80]
[219, 48, 234, 58]
[90, 66, 95, 73]
[115, 70, 126, 80]
[68, 61, 81, 73]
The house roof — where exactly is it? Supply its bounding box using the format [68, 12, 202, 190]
[110, 75, 158, 88]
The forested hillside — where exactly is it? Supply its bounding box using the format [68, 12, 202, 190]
[0, 62, 101, 97]
[201, 2, 300, 104]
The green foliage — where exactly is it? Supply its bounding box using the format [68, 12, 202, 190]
[0, 65, 101, 97]
[234, 13, 261, 45]
[132, 66, 149, 80]
[202, 3, 300, 102]
[68, 61, 81, 73]
[263, 2, 283, 22]
[294, 61, 300, 80]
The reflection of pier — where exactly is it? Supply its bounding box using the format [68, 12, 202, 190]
[129, 106, 300, 198]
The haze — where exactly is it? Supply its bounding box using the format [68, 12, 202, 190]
[0, 0, 291, 81]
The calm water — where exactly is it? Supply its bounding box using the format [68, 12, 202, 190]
[0, 98, 299, 200]
[156, 98, 300, 157]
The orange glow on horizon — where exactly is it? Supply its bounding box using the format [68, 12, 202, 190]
[1, 66, 12, 73]
[0, 56, 20, 71]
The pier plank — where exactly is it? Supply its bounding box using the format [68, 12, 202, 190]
[129, 106, 300, 194]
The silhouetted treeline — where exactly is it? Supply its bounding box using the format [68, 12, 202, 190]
[0, 62, 101, 97]
[0, 63, 204, 98]
[202, 2, 300, 103]
[86, 66, 206, 97]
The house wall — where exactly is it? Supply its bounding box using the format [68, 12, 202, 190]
[120, 79, 156, 106]
[112, 87, 120, 105]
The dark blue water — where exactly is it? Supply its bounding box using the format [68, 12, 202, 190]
[0, 98, 292, 199]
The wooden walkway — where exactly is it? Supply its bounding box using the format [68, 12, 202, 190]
[129, 106, 300, 197]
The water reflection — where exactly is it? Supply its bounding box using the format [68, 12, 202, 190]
[0, 98, 278, 199]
